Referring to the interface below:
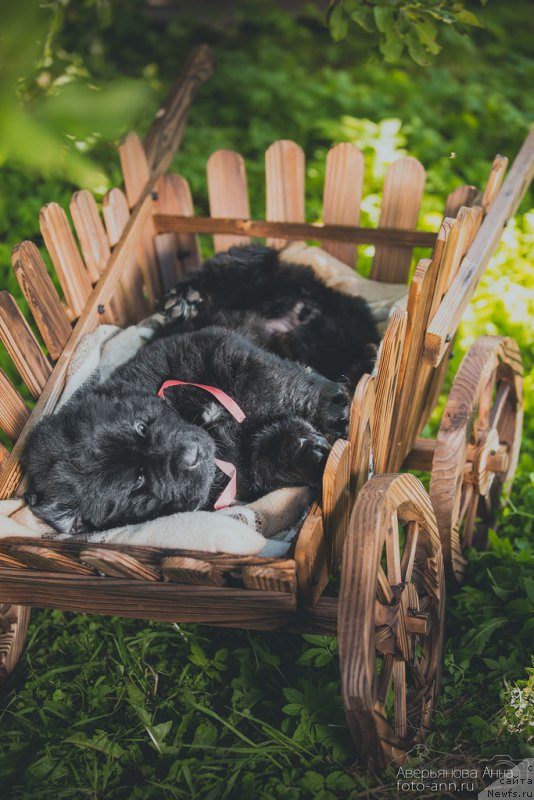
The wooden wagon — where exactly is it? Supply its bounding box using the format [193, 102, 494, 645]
[0, 47, 532, 767]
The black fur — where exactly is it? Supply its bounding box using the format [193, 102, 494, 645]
[23, 245, 379, 534]
[160, 244, 379, 388]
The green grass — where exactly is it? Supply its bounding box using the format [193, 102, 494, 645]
[0, 2, 533, 797]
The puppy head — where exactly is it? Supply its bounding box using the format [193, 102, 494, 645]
[22, 392, 216, 533]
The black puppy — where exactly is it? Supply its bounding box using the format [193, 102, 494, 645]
[23, 327, 349, 533]
[23, 245, 379, 534]
[161, 244, 379, 388]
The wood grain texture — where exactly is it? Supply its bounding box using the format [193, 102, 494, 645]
[425, 125, 534, 366]
[80, 549, 160, 581]
[371, 157, 426, 284]
[11, 241, 72, 361]
[161, 556, 226, 586]
[119, 132, 162, 305]
[444, 184, 480, 218]
[322, 439, 351, 572]
[347, 373, 374, 498]
[69, 190, 111, 281]
[0, 370, 30, 442]
[482, 154, 508, 213]
[294, 504, 329, 607]
[242, 561, 296, 594]
[430, 336, 523, 581]
[102, 187, 150, 322]
[0, 571, 297, 629]
[143, 45, 214, 175]
[403, 437, 435, 471]
[373, 308, 407, 473]
[338, 473, 444, 767]
[207, 149, 251, 252]
[0, 292, 52, 400]
[265, 140, 305, 248]
[39, 202, 93, 318]
[154, 214, 436, 248]
[155, 173, 200, 290]
[0, 604, 30, 684]
[322, 143, 364, 266]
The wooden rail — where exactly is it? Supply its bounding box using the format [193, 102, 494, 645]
[0, 46, 214, 500]
[153, 214, 437, 248]
[424, 124, 534, 366]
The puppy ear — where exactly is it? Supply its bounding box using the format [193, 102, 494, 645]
[24, 492, 38, 507]
[28, 498, 86, 535]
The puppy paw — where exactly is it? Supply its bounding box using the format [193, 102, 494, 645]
[164, 285, 204, 321]
[292, 431, 330, 485]
[316, 383, 350, 440]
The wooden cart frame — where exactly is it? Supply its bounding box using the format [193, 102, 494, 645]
[0, 47, 532, 767]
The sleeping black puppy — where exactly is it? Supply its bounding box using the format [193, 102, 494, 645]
[23, 245, 379, 534]
[161, 244, 379, 390]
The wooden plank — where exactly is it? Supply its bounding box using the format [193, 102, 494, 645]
[39, 203, 93, 318]
[69, 191, 127, 325]
[154, 173, 200, 292]
[444, 184, 480, 218]
[102, 187, 150, 321]
[80, 549, 160, 581]
[143, 44, 215, 174]
[322, 438, 351, 573]
[482, 154, 508, 213]
[347, 373, 374, 497]
[161, 556, 225, 586]
[69, 190, 111, 281]
[0, 570, 297, 629]
[8, 546, 96, 575]
[403, 437, 435, 471]
[371, 157, 426, 284]
[207, 149, 251, 252]
[0, 370, 30, 441]
[322, 143, 364, 267]
[154, 214, 437, 248]
[372, 308, 407, 473]
[265, 140, 305, 249]
[425, 125, 534, 367]
[11, 241, 72, 360]
[0, 292, 52, 400]
[242, 560, 296, 594]
[294, 505, 329, 607]
[119, 132, 162, 306]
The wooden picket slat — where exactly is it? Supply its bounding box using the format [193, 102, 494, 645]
[0, 292, 52, 400]
[119, 132, 162, 305]
[265, 140, 305, 249]
[69, 191, 127, 325]
[482, 155, 508, 214]
[11, 241, 72, 361]
[69, 190, 111, 281]
[322, 438, 351, 573]
[348, 373, 375, 498]
[102, 187, 150, 321]
[372, 308, 407, 473]
[154, 173, 200, 293]
[444, 184, 480, 218]
[371, 157, 426, 284]
[322, 143, 364, 267]
[294, 505, 329, 607]
[0, 370, 30, 441]
[39, 203, 93, 318]
[207, 149, 251, 252]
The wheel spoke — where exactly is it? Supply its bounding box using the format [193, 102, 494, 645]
[478, 370, 496, 431]
[377, 565, 394, 604]
[393, 660, 407, 739]
[386, 513, 402, 586]
[400, 521, 419, 583]
[458, 482, 474, 524]
[490, 382, 511, 429]
[377, 653, 395, 704]
[462, 492, 479, 549]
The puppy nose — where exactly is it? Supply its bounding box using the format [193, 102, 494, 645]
[182, 442, 200, 468]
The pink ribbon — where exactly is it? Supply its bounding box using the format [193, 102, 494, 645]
[157, 379, 246, 509]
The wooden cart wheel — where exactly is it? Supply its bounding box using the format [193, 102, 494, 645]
[430, 336, 523, 582]
[338, 473, 445, 768]
[0, 603, 30, 685]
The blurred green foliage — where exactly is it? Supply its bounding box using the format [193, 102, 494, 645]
[0, 1, 533, 797]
